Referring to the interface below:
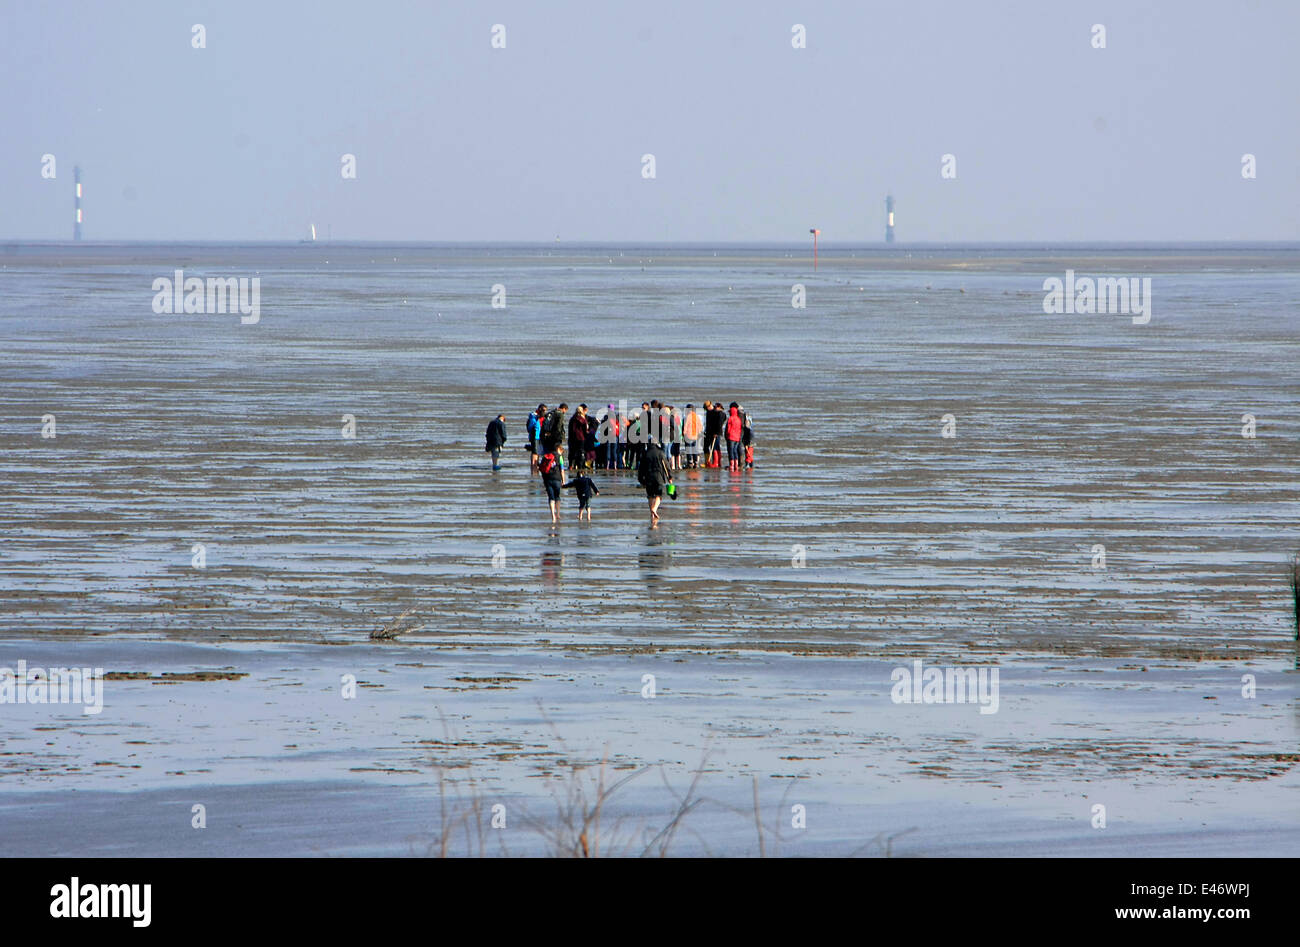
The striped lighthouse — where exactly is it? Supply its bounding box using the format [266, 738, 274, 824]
[73, 166, 83, 241]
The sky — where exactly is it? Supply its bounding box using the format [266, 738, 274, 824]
[2, 0, 1296, 242]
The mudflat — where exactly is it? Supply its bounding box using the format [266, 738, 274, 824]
[1, 244, 1297, 855]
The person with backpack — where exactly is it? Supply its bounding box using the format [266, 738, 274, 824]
[538, 448, 565, 524]
[637, 439, 674, 527]
[526, 403, 546, 475]
[484, 413, 508, 471]
[540, 403, 568, 457]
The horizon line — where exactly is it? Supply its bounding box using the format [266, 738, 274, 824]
[5, 239, 1300, 250]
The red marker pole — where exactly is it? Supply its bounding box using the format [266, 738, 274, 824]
[809, 228, 820, 270]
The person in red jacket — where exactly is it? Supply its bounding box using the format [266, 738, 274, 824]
[724, 402, 744, 471]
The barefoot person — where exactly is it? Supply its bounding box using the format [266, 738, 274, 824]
[562, 472, 599, 521]
[539, 448, 564, 524]
[484, 413, 508, 471]
[637, 439, 674, 527]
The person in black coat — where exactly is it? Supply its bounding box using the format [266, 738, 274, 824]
[485, 414, 508, 471]
[636, 441, 674, 527]
[703, 400, 726, 467]
[539, 404, 568, 456]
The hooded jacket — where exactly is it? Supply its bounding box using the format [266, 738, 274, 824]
[683, 410, 702, 442]
[725, 407, 743, 441]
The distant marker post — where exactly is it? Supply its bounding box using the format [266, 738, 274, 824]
[809, 228, 820, 270]
[74, 166, 83, 241]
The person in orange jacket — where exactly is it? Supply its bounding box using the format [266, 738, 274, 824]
[682, 404, 703, 468]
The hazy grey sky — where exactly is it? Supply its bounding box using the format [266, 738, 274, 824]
[3, 0, 1296, 242]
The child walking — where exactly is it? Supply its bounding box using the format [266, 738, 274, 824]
[562, 473, 600, 521]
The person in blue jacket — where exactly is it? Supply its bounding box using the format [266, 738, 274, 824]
[526, 403, 546, 475]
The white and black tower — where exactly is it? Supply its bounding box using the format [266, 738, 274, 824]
[74, 165, 83, 241]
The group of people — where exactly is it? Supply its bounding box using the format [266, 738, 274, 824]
[484, 399, 755, 527]
[526, 401, 754, 473]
